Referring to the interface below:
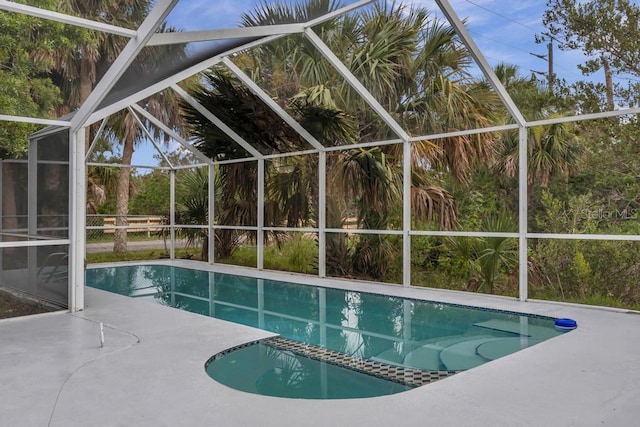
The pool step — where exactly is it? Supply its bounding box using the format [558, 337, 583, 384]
[265, 336, 460, 388]
[474, 319, 559, 340]
[438, 337, 499, 370]
[436, 336, 540, 370]
[401, 335, 494, 370]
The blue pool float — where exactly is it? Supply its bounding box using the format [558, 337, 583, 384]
[554, 318, 577, 330]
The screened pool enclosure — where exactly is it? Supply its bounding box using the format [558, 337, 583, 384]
[2, 0, 640, 312]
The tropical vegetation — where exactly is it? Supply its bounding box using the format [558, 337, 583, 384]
[2, 0, 640, 309]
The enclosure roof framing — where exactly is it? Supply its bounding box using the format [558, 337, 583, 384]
[147, 0, 374, 47]
[129, 104, 214, 166]
[147, 24, 306, 46]
[171, 83, 264, 159]
[435, 0, 526, 127]
[69, 0, 180, 132]
[222, 57, 326, 151]
[127, 106, 176, 168]
[3, 0, 638, 143]
[303, 27, 412, 142]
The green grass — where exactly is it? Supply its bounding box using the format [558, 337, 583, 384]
[217, 246, 256, 268]
[86, 248, 197, 264]
[217, 235, 318, 274]
[86, 241, 640, 312]
[529, 289, 640, 311]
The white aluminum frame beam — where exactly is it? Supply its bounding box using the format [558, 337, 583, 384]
[85, 119, 108, 162]
[527, 107, 640, 127]
[305, 0, 375, 26]
[318, 151, 327, 277]
[257, 159, 265, 270]
[437, 0, 528, 299]
[222, 57, 326, 151]
[148, 24, 305, 46]
[0, 114, 70, 127]
[127, 106, 174, 168]
[324, 138, 404, 152]
[529, 233, 640, 241]
[27, 143, 37, 292]
[436, 0, 526, 127]
[518, 126, 528, 301]
[402, 139, 411, 287]
[70, 0, 179, 131]
[0, 239, 69, 249]
[171, 84, 264, 159]
[263, 149, 319, 159]
[85, 35, 284, 126]
[69, 128, 86, 311]
[87, 162, 166, 170]
[409, 124, 520, 143]
[0, 0, 137, 38]
[130, 104, 213, 165]
[170, 170, 176, 259]
[83, 0, 375, 126]
[208, 164, 215, 264]
[146, 0, 374, 46]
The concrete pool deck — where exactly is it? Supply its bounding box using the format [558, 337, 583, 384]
[2, 260, 639, 426]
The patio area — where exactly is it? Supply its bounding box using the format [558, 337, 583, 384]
[2, 260, 639, 426]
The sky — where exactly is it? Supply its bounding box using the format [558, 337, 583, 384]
[132, 0, 595, 167]
[163, 0, 591, 83]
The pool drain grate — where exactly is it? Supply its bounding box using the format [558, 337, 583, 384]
[264, 336, 459, 388]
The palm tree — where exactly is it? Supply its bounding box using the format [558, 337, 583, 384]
[222, 1, 493, 270]
[174, 167, 209, 260]
[50, 1, 189, 252]
[491, 64, 581, 208]
[53, 0, 151, 126]
[106, 85, 186, 252]
[184, 71, 317, 259]
[86, 164, 119, 215]
[446, 213, 518, 293]
[186, 1, 502, 279]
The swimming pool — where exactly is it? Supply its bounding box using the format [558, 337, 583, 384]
[86, 264, 570, 399]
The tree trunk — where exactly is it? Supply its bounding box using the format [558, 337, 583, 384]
[80, 54, 94, 153]
[113, 136, 134, 253]
[200, 234, 208, 262]
[603, 58, 615, 111]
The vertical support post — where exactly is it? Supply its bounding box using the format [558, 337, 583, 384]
[257, 159, 264, 270]
[208, 164, 215, 264]
[318, 151, 326, 277]
[402, 139, 412, 287]
[0, 162, 3, 273]
[69, 128, 86, 311]
[518, 126, 528, 301]
[27, 140, 37, 295]
[169, 170, 176, 260]
[27, 140, 37, 233]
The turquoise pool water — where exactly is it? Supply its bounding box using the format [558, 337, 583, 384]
[86, 264, 567, 399]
